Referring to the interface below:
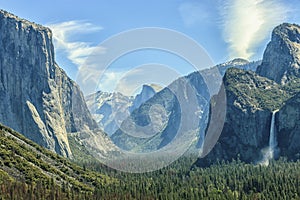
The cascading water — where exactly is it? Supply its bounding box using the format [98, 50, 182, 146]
[268, 110, 278, 159]
[260, 110, 278, 166]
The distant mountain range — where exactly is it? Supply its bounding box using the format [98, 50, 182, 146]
[85, 84, 161, 136]
[110, 58, 259, 152]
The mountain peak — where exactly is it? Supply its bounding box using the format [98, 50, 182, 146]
[229, 58, 249, 65]
[141, 84, 154, 91]
[218, 58, 249, 68]
[140, 84, 156, 93]
[273, 23, 300, 40]
[256, 23, 300, 84]
[139, 84, 162, 93]
[129, 84, 157, 112]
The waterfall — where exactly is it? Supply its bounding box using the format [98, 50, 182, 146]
[268, 110, 278, 159]
[260, 110, 278, 166]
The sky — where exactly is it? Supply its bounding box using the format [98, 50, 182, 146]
[1, 0, 300, 95]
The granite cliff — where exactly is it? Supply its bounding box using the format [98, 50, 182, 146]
[0, 10, 100, 157]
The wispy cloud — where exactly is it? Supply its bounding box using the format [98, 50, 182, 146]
[89, 64, 179, 96]
[179, 1, 215, 27]
[219, 0, 289, 59]
[114, 64, 179, 96]
[97, 71, 125, 93]
[47, 21, 105, 68]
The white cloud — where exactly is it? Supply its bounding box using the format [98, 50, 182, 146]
[47, 21, 105, 68]
[219, 0, 289, 59]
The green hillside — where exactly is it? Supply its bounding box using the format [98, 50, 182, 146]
[0, 123, 116, 199]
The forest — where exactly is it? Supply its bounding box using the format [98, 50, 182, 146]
[1, 155, 300, 199]
[1, 116, 300, 199]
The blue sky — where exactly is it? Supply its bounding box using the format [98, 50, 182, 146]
[1, 0, 300, 95]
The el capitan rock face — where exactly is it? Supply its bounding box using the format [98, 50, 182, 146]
[0, 10, 98, 157]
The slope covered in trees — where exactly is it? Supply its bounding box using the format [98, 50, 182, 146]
[0, 123, 116, 199]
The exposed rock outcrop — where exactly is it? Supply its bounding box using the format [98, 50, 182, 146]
[257, 23, 300, 84]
